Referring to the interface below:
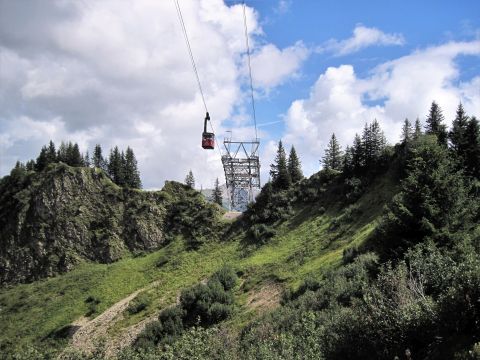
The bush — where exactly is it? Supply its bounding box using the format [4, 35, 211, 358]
[248, 223, 276, 244]
[127, 292, 151, 315]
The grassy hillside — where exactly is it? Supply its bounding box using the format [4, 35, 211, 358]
[0, 163, 399, 357]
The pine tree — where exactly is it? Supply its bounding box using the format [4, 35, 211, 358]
[124, 147, 142, 188]
[46, 140, 57, 164]
[425, 101, 447, 145]
[414, 118, 422, 140]
[84, 151, 91, 167]
[367, 119, 386, 167]
[287, 146, 303, 183]
[449, 103, 469, 162]
[185, 170, 195, 188]
[26, 160, 35, 171]
[401, 118, 413, 144]
[212, 178, 223, 206]
[108, 146, 125, 185]
[322, 133, 343, 171]
[464, 116, 480, 178]
[70, 143, 84, 167]
[35, 146, 49, 171]
[270, 140, 291, 190]
[343, 145, 354, 174]
[57, 142, 68, 163]
[352, 133, 364, 173]
[93, 144, 107, 170]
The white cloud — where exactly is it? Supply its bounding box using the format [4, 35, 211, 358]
[249, 41, 309, 90]
[321, 24, 405, 56]
[284, 40, 480, 177]
[0, 0, 306, 188]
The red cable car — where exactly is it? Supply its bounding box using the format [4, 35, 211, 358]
[202, 112, 215, 149]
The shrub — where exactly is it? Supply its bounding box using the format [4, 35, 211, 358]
[127, 292, 151, 315]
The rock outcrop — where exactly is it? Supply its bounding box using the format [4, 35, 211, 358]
[0, 164, 169, 284]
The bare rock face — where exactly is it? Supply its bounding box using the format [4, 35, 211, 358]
[0, 165, 167, 285]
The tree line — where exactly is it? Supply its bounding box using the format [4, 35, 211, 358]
[13, 141, 142, 189]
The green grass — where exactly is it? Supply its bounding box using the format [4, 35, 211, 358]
[0, 170, 399, 355]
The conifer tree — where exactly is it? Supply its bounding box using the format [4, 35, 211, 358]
[69, 143, 84, 167]
[84, 151, 91, 167]
[57, 142, 68, 163]
[352, 133, 364, 173]
[425, 101, 447, 145]
[287, 146, 303, 183]
[270, 140, 291, 190]
[449, 103, 469, 160]
[343, 145, 354, 174]
[93, 144, 106, 170]
[212, 178, 223, 206]
[464, 116, 480, 178]
[26, 160, 35, 171]
[46, 140, 57, 164]
[185, 170, 195, 188]
[322, 133, 343, 171]
[108, 146, 125, 185]
[414, 117, 422, 140]
[35, 146, 49, 171]
[401, 118, 413, 144]
[124, 147, 142, 188]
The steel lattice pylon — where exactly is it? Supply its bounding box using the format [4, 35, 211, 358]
[221, 139, 261, 211]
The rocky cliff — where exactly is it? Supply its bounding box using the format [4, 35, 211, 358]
[0, 164, 213, 285]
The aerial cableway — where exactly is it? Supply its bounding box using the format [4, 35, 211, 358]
[175, 0, 261, 210]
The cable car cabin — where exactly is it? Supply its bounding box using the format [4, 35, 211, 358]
[202, 132, 215, 149]
[201, 112, 214, 149]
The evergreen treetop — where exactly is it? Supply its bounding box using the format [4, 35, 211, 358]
[270, 140, 291, 190]
[322, 133, 343, 171]
[287, 146, 303, 183]
[212, 178, 223, 206]
[185, 170, 195, 188]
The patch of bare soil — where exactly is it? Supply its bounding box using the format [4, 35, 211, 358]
[61, 281, 160, 358]
[246, 282, 283, 313]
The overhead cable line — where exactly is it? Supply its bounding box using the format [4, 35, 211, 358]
[242, 1, 258, 141]
[174, 0, 223, 158]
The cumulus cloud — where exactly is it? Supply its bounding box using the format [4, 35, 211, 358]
[284, 40, 480, 176]
[0, 0, 306, 188]
[249, 41, 309, 90]
[321, 24, 405, 56]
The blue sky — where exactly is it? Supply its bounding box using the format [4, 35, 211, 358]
[0, 0, 479, 188]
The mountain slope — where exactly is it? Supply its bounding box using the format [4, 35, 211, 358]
[0, 161, 399, 357]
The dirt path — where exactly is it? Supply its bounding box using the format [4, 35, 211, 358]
[63, 280, 161, 358]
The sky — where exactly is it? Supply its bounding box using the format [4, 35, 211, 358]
[0, 0, 479, 189]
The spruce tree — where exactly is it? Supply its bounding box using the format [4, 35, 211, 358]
[212, 178, 223, 206]
[414, 117, 422, 140]
[368, 119, 386, 166]
[401, 118, 413, 144]
[343, 145, 354, 174]
[464, 116, 480, 178]
[449, 103, 469, 163]
[287, 146, 303, 183]
[352, 133, 364, 173]
[69, 143, 84, 167]
[185, 170, 195, 188]
[322, 133, 343, 171]
[124, 147, 142, 188]
[57, 142, 68, 163]
[35, 146, 49, 171]
[26, 160, 35, 171]
[425, 101, 447, 146]
[84, 151, 91, 167]
[108, 146, 125, 185]
[46, 140, 57, 164]
[270, 140, 291, 190]
[93, 144, 106, 170]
